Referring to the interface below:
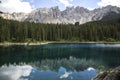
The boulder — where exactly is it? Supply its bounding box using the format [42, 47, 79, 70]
[93, 66, 120, 80]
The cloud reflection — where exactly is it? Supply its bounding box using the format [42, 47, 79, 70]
[0, 65, 32, 80]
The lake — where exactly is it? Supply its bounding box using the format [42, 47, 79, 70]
[0, 43, 120, 80]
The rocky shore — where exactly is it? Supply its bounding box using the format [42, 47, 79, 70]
[93, 66, 120, 80]
[0, 42, 50, 46]
[0, 42, 120, 46]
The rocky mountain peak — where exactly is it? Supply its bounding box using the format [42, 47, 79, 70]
[75, 6, 89, 13]
[0, 5, 120, 24]
[50, 6, 59, 10]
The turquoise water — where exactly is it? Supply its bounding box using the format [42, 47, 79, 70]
[0, 43, 120, 80]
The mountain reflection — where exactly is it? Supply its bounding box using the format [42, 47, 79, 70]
[0, 65, 97, 80]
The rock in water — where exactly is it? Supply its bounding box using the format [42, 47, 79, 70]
[93, 66, 120, 80]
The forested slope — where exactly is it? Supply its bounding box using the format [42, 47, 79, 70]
[0, 17, 120, 42]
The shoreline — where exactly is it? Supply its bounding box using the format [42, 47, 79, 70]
[0, 41, 120, 46]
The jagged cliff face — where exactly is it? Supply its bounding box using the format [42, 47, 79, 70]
[23, 6, 91, 24]
[1, 5, 120, 24]
[0, 12, 28, 21]
[25, 6, 62, 23]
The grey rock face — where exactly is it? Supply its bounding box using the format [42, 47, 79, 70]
[1, 5, 120, 24]
[25, 6, 62, 23]
[91, 5, 120, 21]
[0, 12, 28, 21]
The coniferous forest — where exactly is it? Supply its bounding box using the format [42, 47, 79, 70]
[0, 17, 120, 42]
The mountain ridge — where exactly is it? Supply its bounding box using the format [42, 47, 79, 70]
[0, 5, 120, 24]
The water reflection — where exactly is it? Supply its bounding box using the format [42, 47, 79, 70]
[29, 56, 101, 71]
[0, 65, 32, 80]
[0, 43, 120, 68]
[1, 56, 101, 71]
[0, 43, 120, 80]
[0, 65, 97, 80]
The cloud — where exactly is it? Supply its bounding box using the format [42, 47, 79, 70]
[97, 0, 120, 7]
[87, 7, 95, 11]
[58, 0, 73, 7]
[0, 0, 33, 13]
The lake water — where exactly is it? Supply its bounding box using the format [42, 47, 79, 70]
[0, 43, 120, 80]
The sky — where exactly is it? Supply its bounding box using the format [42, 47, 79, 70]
[0, 0, 120, 13]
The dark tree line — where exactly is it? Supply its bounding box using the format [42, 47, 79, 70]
[0, 17, 120, 42]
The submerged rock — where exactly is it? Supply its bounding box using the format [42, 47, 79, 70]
[93, 66, 120, 80]
[75, 64, 86, 71]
